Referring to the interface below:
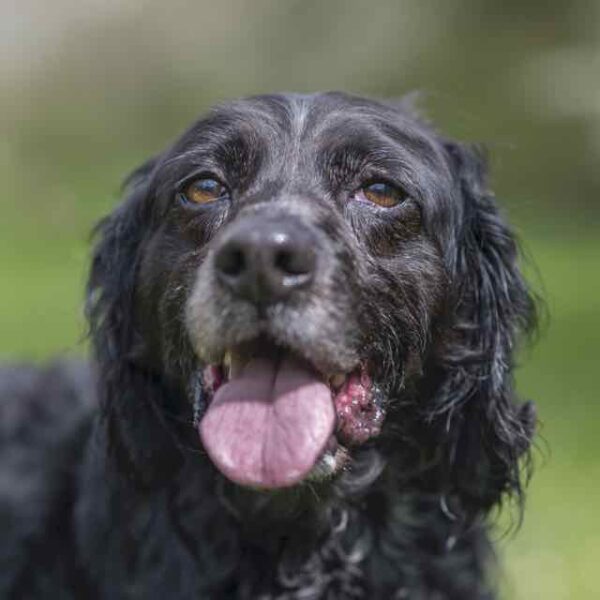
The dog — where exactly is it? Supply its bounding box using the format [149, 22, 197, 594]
[0, 92, 537, 599]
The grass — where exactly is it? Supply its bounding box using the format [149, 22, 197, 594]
[0, 190, 597, 597]
[500, 236, 600, 599]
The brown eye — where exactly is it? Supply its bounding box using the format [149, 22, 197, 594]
[183, 177, 229, 204]
[357, 181, 406, 208]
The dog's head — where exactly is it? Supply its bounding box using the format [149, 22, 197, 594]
[88, 93, 536, 514]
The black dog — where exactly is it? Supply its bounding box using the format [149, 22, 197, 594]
[1, 93, 537, 599]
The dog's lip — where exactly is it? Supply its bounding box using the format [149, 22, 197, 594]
[305, 438, 349, 483]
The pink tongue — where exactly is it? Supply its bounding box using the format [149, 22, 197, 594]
[199, 355, 335, 488]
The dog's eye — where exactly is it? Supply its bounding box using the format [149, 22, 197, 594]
[183, 178, 229, 204]
[356, 182, 406, 208]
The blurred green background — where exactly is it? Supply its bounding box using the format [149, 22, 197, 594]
[1, 1, 598, 597]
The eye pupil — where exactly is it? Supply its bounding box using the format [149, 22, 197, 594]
[198, 180, 219, 192]
[360, 181, 405, 208]
[183, 177, 229, 204]
[369, 183, 388, 195]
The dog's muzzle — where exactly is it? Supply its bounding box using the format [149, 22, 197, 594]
[188, 211, 386, 490]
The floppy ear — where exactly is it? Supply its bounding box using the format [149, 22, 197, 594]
[87, 159, 183, 489]
[433, 142, 537, 515]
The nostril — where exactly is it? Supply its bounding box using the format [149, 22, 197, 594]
[275, 249, 301, 276]
[274, 246, 314, 277]
[216, 244, 246, 277]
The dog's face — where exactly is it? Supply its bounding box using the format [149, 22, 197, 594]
[90, 93, 535, 506]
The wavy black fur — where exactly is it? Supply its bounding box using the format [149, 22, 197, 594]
[1, 93, 537, 599]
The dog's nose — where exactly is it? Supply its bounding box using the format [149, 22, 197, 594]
[214, 217, 317, 305]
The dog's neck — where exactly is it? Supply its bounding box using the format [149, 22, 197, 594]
[205, 469, 381, 597]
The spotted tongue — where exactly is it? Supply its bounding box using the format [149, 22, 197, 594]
[199, 355, 335, 488]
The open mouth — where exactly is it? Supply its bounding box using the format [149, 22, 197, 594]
[195, 338, 386, 489]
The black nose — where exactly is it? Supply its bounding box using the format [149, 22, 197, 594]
[214, 217, 317, 305]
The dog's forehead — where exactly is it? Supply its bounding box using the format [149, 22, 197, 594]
[157, 93, 453, 206]
[182, 93, 438, 162]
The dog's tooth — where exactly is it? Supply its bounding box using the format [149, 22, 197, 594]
[330, 373, 346, 390]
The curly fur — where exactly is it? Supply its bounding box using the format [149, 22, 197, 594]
[0, 92, 537, 599]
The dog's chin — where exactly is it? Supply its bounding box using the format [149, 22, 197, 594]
[190, 336, 387, 491]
